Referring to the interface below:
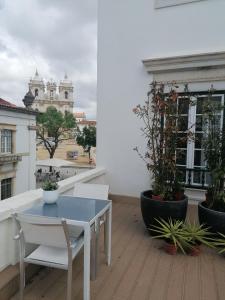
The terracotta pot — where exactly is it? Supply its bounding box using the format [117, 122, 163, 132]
[164, 243, 177, 255]
[189, 245, 201, 256]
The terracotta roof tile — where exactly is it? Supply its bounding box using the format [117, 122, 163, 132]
[0, 98, 17, 108]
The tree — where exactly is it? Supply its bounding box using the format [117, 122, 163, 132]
[76, 126, 96, 159]
[37, 106, 76, 159]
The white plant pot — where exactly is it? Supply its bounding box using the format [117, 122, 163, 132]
[42, 189, 59, 204]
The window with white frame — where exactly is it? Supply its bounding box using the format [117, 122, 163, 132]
[155, 0, 206, 9]
[1, 178, 12, 200]
[0, 129, 12, 153]
[175, 93, 224, 187]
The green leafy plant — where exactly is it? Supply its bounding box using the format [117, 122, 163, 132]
[202, 91, 225, 211]
[182, 222, 213, 248]
[213, 233, 225, 254]
[150, 218, 189, 254]
[42, 180, 58, 191]
[133, 81, 192, 200]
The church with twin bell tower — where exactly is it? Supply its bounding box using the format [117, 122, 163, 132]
[29, 70, 74, 113]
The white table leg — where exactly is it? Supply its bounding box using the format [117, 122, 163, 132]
[105, 203, 112, 266]
[91, 218, 100, 280]
[83, 225, 91, 300]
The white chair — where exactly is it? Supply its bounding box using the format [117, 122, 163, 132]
[73, 183, 109, 228]
[73, 183, 110, 278]
[73, 183, 109, 201]
[13, 213, 84, 300]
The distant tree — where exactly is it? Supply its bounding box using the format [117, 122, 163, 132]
[76, 126, 96, 159]
[36, 106, 77, 159]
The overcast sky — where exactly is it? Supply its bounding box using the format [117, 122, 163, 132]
[0, 0, 97, 119]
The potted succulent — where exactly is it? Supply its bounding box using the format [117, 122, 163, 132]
[133, 82, 191, 234]
[213, 233, 225, 254]
[151, 218, 189, 255]
[182, 222, 213, 256]
[198, 91, 225, 234]
[42, 180, 59, 204]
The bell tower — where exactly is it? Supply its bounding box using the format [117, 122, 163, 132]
[28, 69, 45, 99]
[59, 73, 74, 102]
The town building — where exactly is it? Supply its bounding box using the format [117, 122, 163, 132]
[97, 0, 225, 198]
[0, 99, 36, 200]
[74, 112, 96, 131]
[29, 70, 74, 114]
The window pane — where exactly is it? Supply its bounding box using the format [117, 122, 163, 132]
[196, 97, 204, 114]
[194, 150, 205, 167]
[1, 178, 12, 200]
[1, 130, 12, 153]
[195, 133, 203, 149]
[178, 98, 189, 114]
[176, 149, 187, 165]
[196, 116, 203, 131]
[178, 116, 188, 131]
[177, 133, 187, 149]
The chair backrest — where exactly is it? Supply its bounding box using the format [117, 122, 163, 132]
[73, 183, 109, 200]
[14, 213, 70, 248]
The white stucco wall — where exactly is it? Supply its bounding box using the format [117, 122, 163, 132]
[0, 109, 36, 196]
[97, 0, 225, 197]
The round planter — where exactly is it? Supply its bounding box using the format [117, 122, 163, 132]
[140, 190, 188, 235]
[43, 189, 59, 204]
[198, 201, 225, 235]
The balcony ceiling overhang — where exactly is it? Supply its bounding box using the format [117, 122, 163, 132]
[142, 51, 225, 83]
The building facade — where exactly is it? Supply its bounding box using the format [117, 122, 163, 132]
[97, 0, 225, 197]
[0, 99, 36, 200]
[74, 112, 96, 131]
[29, 71, 74, 114]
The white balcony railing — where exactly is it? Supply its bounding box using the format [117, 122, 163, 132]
[0, 167, 107, 272]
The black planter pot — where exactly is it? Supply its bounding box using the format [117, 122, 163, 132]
[140, 190, 188, 235]
[198, 201, 225, 235]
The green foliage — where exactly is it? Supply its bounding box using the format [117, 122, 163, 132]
[37, 106, 77, 158]
[42, 180, 58, 191]
[76, 126, 96, 158]
[213, 233, 225, 254]
[202, 92, 225, 211]
[133, 81, 191, 199]
[182, 222, 213, 248]
[151, 218, 189, 254]
[152, 219, 214, 254]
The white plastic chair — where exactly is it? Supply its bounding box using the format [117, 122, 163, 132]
[73, 183, 109, 229]
[73, 183, 109, 201]
[13, 213, 84, 300]
[73, 183, 109, 277]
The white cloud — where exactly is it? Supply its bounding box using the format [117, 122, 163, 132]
[0, 0, 97, 119]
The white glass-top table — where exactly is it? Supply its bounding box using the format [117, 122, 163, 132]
[22, 195, 112, 300]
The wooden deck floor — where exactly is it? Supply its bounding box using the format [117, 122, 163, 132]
[11, 201, 225, 300]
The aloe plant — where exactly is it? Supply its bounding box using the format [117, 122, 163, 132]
[150, 218, 190, 254]
[182, 222, 214, 249]
[213, 233, 225, 254]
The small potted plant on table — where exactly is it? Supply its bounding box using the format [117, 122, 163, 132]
[42, 180, 59, 204]
[133, 82, 191, 234]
